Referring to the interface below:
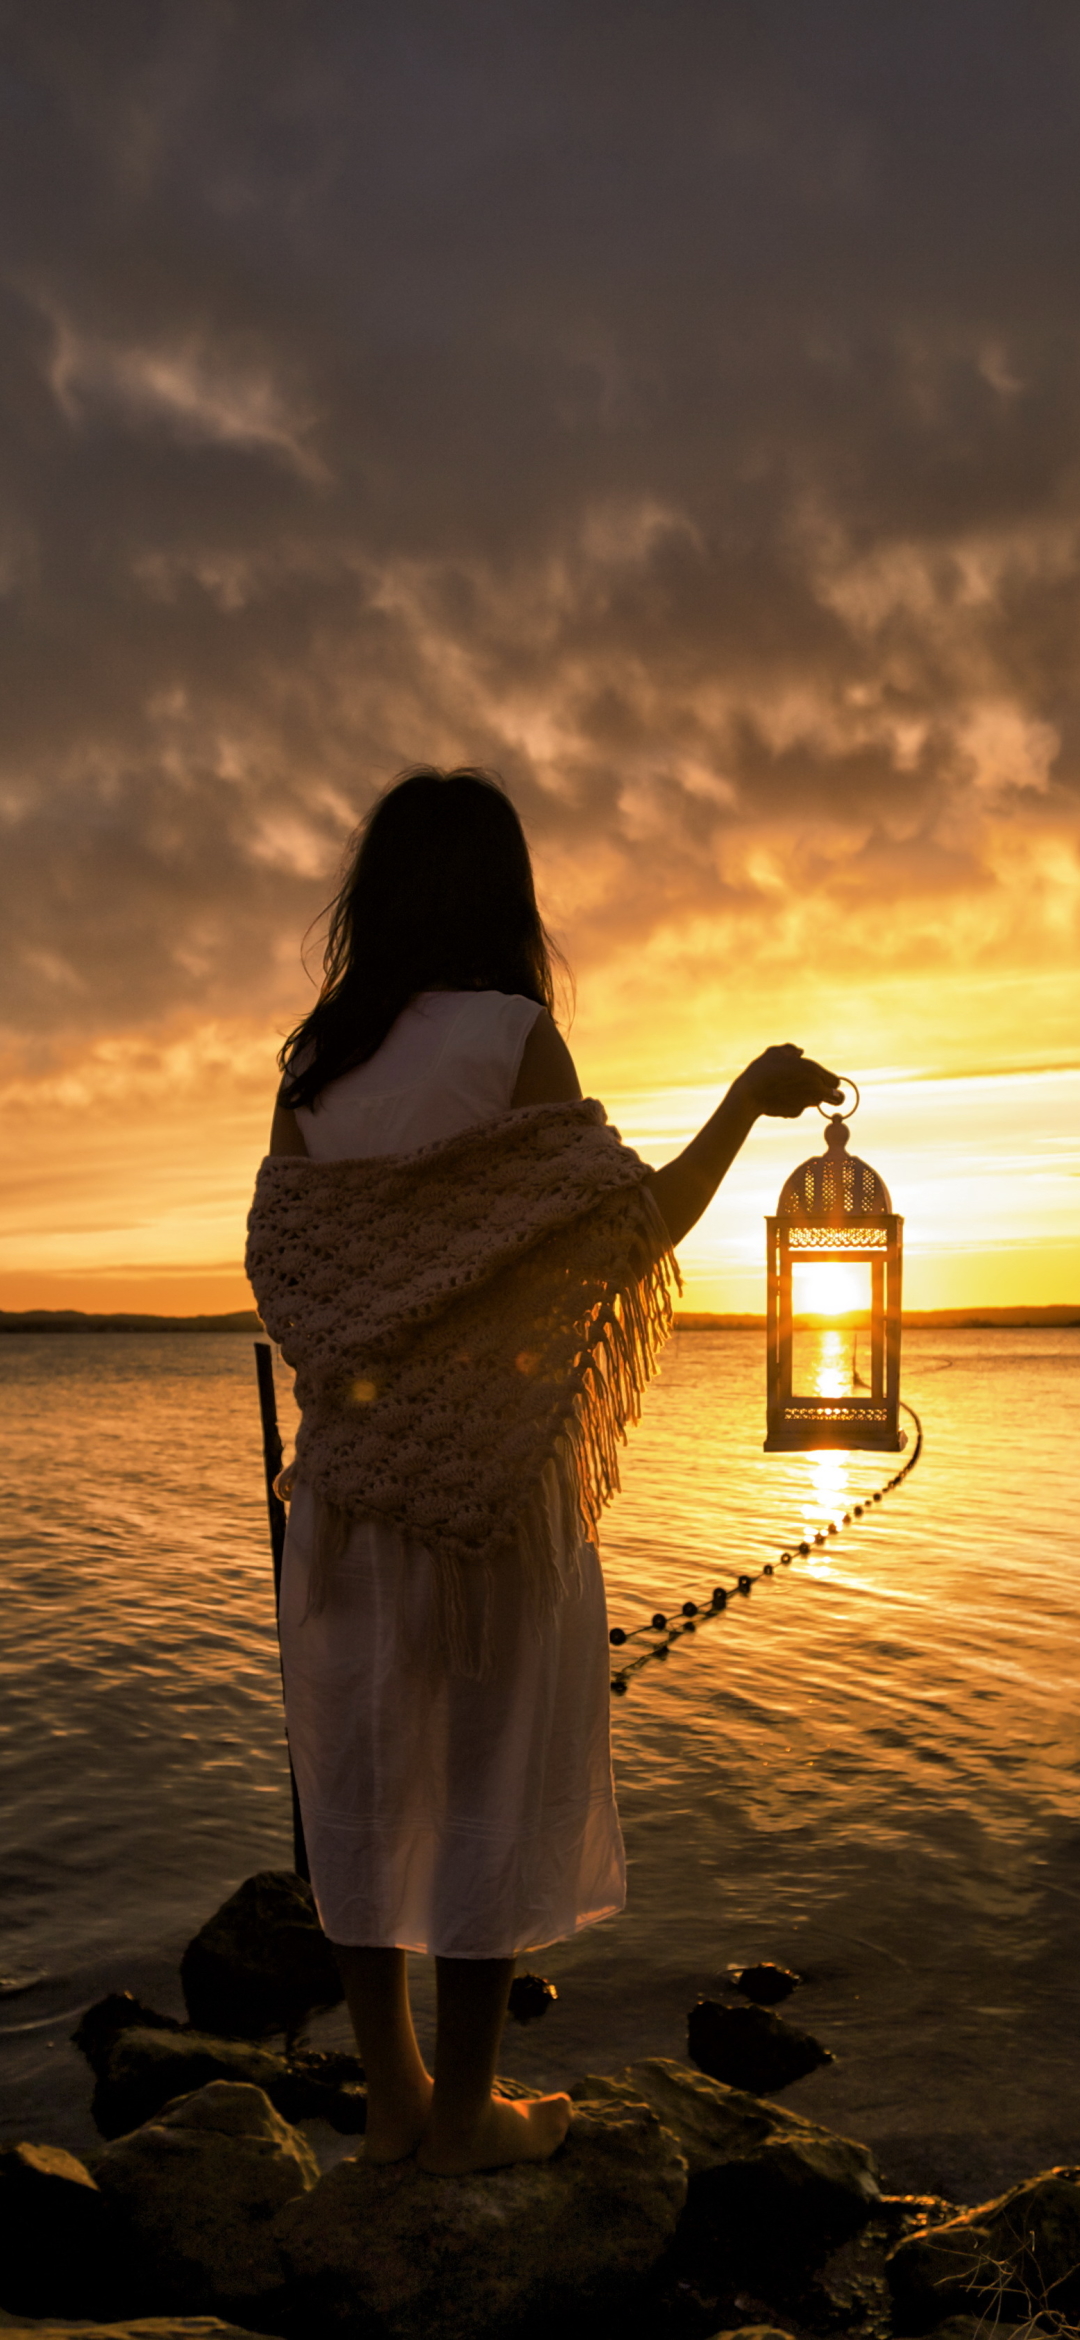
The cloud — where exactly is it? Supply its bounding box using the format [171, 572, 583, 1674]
[0, 0, 1078, 1079]
[45, 314, 328, 480]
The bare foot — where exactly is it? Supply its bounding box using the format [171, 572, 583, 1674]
[362, 2071, 434, 2163]
[416, 2090, 572, 2174]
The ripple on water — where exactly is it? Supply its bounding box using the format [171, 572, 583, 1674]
[1, 1325, 1079, 2187]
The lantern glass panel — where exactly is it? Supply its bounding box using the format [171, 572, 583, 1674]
[791, 1260, 871, 1399]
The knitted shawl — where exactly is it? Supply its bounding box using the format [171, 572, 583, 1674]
[245, 1099, 679, 1666]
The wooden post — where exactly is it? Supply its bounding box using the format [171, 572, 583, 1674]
[254, 1341, 287, 1598]
[254, 1342, 309, 1882]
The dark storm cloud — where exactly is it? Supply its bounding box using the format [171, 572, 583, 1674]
[2, 0, 1079, 1049]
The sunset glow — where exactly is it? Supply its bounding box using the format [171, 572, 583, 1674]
[0, 16, 1077, 1317]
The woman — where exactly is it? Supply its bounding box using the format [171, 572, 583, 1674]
[248, 765, 840, 2175]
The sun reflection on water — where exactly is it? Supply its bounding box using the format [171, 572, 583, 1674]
[791, 1323, 867, 1404]
[801, 1447, 855, 1560]
[788, 1332, 869, 1557]
[815, 1327, 849, 1398]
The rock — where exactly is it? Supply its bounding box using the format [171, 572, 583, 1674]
[572, 2058, 879, 2267]
[72, 1991, 182, 2068]
[878, 2192, 966, 2240]
[92, 2079, 318, 2320]
[0, 2141, 129, 2320]
[179, 1870, 343, 2038]
[927, 2322, 1028, 2340]
[0, 2321, 281, 2337]
[688, 1999, 832, 2091]
[706, 2328, 799, 2340]
[263, 2045, 367, 2133]
[886, 2168, 1080, 2333]
[82, 2020, 366, 2139]
[278, 2092, 688, 2339]
[730, 1963, 801, 2006]
[507, 1971, 558, 2023]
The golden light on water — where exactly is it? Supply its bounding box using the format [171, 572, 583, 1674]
[803, 1445, 855, 1552]
[789, 1322, 870, 1404]
[812, 1327, 858, 1400]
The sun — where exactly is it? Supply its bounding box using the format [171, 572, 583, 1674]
[792, 1261, 870, 1319]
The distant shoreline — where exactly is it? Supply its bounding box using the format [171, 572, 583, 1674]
[1, 1304, 1077, 1333]
[0, 1309, 265, 1334]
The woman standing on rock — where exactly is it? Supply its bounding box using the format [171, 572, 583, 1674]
[246, 766, 839, 2174]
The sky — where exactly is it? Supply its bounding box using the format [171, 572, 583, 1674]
[1, 0, 1078, 1314]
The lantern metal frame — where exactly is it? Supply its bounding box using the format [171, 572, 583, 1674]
[765, 1110, 904, 1453]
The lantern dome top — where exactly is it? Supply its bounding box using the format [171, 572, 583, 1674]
[776, 1115, 892, 1223]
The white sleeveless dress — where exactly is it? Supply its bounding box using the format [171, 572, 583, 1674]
[278, 989, 627, 1958]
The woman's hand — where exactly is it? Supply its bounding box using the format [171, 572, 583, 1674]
[732, 1044, 843, 1120]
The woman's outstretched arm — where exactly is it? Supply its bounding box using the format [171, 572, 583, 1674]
[648, 1045, 843, 1245]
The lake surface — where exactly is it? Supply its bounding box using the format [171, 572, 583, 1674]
[2, 1326, 1078, 2201]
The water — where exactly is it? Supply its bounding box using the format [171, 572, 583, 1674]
[2, 1326, 1078, 2200]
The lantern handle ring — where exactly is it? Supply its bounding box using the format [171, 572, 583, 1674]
[817, 1076, 859, 1120]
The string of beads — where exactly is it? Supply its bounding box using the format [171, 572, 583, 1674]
[608, 1401, 923, 1695]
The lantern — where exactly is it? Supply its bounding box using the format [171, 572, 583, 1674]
[764, 1086, 904, 1453]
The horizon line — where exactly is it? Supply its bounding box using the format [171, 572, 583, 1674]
[0, 1303, 1076, 1333]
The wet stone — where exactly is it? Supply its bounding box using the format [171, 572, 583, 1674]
[886, 2167, 1080, 2334]
[179, 1869, 343, 2040]
[572, 2057, 879, 2272]
[77, 2019, 366, 2140]
[705, 2328, 799, 2340]
[0, 2141, 129, 2321]
[71, 1992, 182, 2070]
[0, 2320, 280, 2338]
[729, 1962, 802, 2006]
[507, 1971, 558, 2023]
[688, 1998, 833, 2093]
[277, 2092, 688, 2340]
[91, 2079, 318, 2321]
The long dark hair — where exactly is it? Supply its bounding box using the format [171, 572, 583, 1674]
[279, 766, 562, 1110]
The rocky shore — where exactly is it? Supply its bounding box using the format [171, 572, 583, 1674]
[2, 1874, 1076, 2340]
